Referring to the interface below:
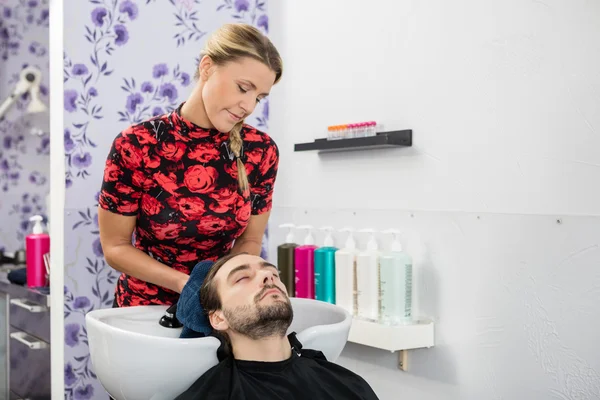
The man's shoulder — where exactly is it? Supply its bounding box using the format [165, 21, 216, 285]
[174, 360, 232, 400]
[297, 349, 380, 399]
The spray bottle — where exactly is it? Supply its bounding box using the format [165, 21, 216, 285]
[294, 225, 317, 299]
[334, 227, 358, 315]
[314, 226, 337, 304]
[277, 223, 297, 297]
[356, 228, 380, 321]
[26, 215, 50, 287]
[380, 229, 413, 325]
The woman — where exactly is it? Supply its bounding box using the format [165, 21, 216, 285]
[97, 23, 282, 308]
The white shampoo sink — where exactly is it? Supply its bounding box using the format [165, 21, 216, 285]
[85, 297, 352, 400]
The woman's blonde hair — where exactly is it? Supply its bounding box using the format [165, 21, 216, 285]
[198, 23, 283, 192]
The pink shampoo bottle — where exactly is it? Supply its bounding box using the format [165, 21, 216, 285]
[294, 225, 318, 299]
[26, 215, 50, 287]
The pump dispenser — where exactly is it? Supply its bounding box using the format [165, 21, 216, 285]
[379, 229, 413, 325]
[294, 225, 318, 299]
[314, 226, 337, 304]
[277, 223, 297, 297]
[334, 227, 358, 315]
[26, 215, 50, 287]
[356, 228, 380, 321]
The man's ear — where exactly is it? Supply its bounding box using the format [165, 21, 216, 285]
[198, 55, 214, 82]
[208, 310, 229, 332]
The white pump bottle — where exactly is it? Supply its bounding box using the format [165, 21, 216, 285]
[380, 229, 413, 325]
[334, 227, 358, 315]
[356, 228, 380, 321]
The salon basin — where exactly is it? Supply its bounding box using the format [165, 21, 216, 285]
[85, 297, 352, 400]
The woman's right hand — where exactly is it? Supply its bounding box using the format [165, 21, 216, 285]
[98, 207, 189, 294]
[176, 274, 190, 293]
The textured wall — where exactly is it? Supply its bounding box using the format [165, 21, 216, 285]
[63, 0, 269, 398]
[267, 208, 600, 400]
[0, 0, 50, 253]
[267, 0, 600, 399]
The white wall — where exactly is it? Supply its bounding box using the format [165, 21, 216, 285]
[267, 1, 600, 399]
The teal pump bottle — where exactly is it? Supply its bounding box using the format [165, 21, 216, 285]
[314, 226, 337, 304]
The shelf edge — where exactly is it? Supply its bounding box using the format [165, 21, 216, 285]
[294, 130, 412, 152]
[347, 318, 435, 352]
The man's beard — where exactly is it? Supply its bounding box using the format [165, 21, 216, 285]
[223, 285, 293, 340]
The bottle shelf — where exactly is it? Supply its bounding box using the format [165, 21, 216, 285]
[293, 130, 412, 153]
[347, 317, 434, 371]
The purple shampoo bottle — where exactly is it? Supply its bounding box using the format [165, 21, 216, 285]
[294, 225, 317, 299]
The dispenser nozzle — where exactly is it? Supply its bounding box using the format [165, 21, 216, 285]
[296, 225, 315, 245]
[381, 228, 401, 240]
[381, 228, 403, 252]
[29, 215, 45, 235]
[338, 227, 356, 250]
[319, 226, 335, 247]
[29, 215, 43, 223]
[358, 228, 378, 251]
[279, 223, 296, 243]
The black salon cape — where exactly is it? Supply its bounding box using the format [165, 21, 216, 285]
[174, 334, 380, 400]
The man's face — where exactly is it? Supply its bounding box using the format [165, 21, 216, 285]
[210, 254, 293, 339]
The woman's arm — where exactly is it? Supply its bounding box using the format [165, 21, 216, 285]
[230, 211, 270, 256]
[98, 208, 189, 293]
[232, 133, 279, 257]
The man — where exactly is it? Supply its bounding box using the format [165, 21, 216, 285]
[175, 252, 380, 400]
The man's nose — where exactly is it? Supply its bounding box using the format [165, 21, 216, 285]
[260, 270, 276, 285]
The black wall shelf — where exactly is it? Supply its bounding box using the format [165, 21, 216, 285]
[294, 130, 412, 153]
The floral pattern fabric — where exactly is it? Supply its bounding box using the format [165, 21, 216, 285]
[99, 103, 279, 306]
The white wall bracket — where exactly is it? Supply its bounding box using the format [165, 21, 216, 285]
[347, 317, 435, 371]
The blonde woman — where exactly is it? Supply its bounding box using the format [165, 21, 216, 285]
[98, 23, 282, 307]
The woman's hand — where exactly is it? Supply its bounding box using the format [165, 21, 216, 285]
[230, 211, 270, 256]
[98, 207, 189, 293]
[177, 274, 190, 293]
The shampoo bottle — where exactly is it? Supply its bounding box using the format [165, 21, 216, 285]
[314, 226, 337, 304]
[380, 229, 413, 325]
[356, 229, 380, 321]
[294, 225, 317, 299]
[26, 215, 50, 287]
[277, 223, 297, 297]
[335, 227, 358, 315]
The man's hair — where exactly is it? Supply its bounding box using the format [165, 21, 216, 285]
[200, 252, 248, 316]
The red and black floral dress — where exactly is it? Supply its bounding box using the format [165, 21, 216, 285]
[98, 103, 279, 307]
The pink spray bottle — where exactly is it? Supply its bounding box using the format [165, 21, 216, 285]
[294, 225, 318, 299]
[26, 215, 50, 287]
